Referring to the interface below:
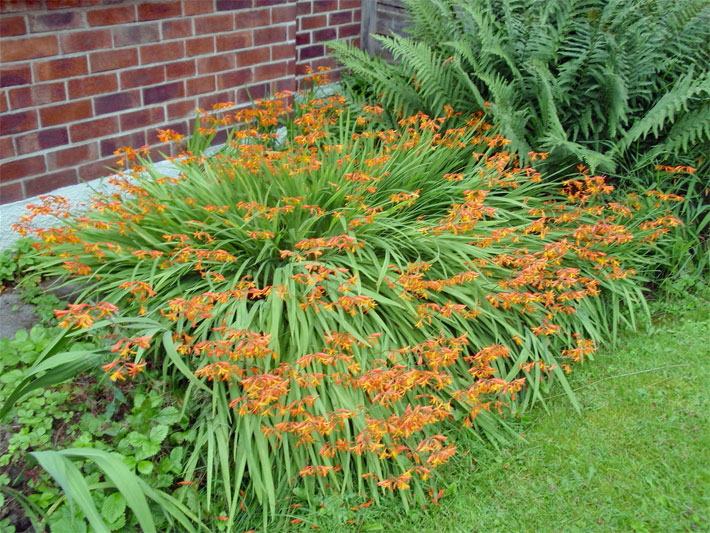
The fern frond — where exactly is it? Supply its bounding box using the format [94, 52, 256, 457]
[617, 70, 709, 154]
[328, 40, 423, 116]
[541, 131, 616, 173]
[647, 102, 710, 160]
[379, 35, 470, 114]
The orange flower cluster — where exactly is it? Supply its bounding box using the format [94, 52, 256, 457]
[20, 82, 691, 507]
[54, 302, 118, 329]
[425, 189, 497, 234]
[101, 334, 153, 381]
[294, 234, 365, 256]
[386, 262, 480, 301]
[654, 164, 696, 174]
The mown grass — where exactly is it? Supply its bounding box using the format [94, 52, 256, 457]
[286, 290, 710, 532]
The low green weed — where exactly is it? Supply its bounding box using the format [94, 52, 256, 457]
[0, 326, 195, 532]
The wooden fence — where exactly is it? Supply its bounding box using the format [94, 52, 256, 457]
[360, 0, 409, 57]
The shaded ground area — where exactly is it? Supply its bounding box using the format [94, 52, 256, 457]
[0, 291, 38, 340]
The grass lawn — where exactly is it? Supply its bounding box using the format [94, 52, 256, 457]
[291, 292, 710, 532]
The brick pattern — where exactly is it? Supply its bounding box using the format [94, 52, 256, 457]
[0, 0, 361, 203]
[295, 0, 360, 88]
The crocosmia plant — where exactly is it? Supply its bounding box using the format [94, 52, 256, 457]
[7, 71, 686, 528]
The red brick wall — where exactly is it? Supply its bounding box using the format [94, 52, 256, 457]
[0, 0, 361, 204]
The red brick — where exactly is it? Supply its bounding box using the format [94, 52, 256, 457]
[237, 46, 269, 67]
[217, 68, 252, 90]
[0, 109, 36, 135]
[87, 5, 135, 26]
[9, 82, 65, 109]
[138, 2, 182, 21]
[162, 18, 192, 39]
[15, 126, 69, 155]
[24, 168, 78, 197]
[297, 1, 312, 16]
[143, 81, 184, 104]
[28, 10, 84, 32]
[0, 63, 31, 87]
[0, 0, 37, 14]
[299, 44, 324, 61]
[197, 53, 236, 74]
[330, 10, 352, 25]
[140, 41, 184, 65]
[100, 131, 146, 157]
[253, 26, 286, 46]
[254, 61, 290, 82]
[0, 155, 45, 184]
[300, 14, 325, 30]
[271, 43, 294, 61]
[235, 8, 269, 28]
[186, 36, 214, 57]
[79, 155, 120, 181]
[119, 105, 165, 131]
[198, 90, 234, 110]
[313, 0, 338, 11]
[296, 32, 310, 46]
[0, 91, 6, 113]
[184, 1, 213, 15]
[90, 49, 138, 73]
[46, 0, 100, 9]
[119, 66, 164, 89]
[194, 14, 232, 34]
[236, 83, 266, 101]
[338, 23, 359, 38]
[60, 28, 112, 54]
[67, 73, 118, 98]
[216, 30, 252, 52]
[271, 5, 295, 24]
[340, 0, 360, 7]
[113, 23, 160, 47]
[165, 59, 195, 80]
[0, 35, 58, 62]
[216, 0, 251, 10]
[69, 116, 119, 143]
[46, 142, 98, 170]
[0, 181, 23, 203]
[39, 100, 92, 127]
[94, 90, 140, 115]
[273, 77, 295, 93]
[34, 56, 88, 81]
[167, 98, 196, 120]
[0, 15, 26, 37]
[353, 8, 362, 23]
[312, 27, 335, 42]
[186, 75, 216, 96]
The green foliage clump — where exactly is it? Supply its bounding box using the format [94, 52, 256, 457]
[1, 87, 693, 530]
[0, 326, 197, 533]
[330, 0, 710, 173]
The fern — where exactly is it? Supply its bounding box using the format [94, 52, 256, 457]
[330, 0, 710, 172]
[616, 71, 710, 154]
[647, 102, 710, 160]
